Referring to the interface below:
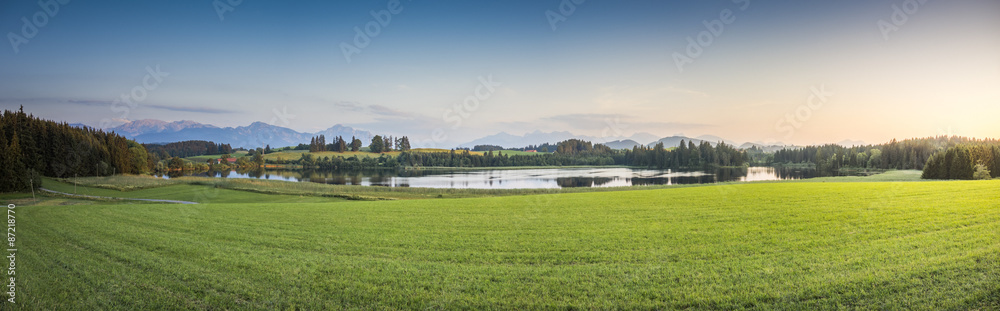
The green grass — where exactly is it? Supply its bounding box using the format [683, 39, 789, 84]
[56, 175, 182, 191]
[183, 151, 250, 162]
[804, 170, 924, 182]
[0, 192, 104, 207]
[40, 177, 346, 204]
[12, 180, 1000, 309]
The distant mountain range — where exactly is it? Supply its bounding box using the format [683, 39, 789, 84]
[458, 130, 590, 149]
[88, 119, 865, 151]
[458, 131, 865, 151]
[103, 120, 374, 149]
[112, 119, 217, 137]
[457, 131, 664, 149]
[603, 140, 643, 149]
[459, 132, 752, 150]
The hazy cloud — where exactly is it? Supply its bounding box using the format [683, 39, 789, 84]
[368, 105, 414, 118]
[146, 105, 239, 114]
[68, 100, 113, 106]
[333, 101, 365, 112]
[539, 113, 711, 132]
[333, 101, 417, 119]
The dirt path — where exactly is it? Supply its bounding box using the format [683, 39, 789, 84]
[39, 188, 199, 205]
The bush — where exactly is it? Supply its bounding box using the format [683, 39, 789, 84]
[973, 164, 991, 180]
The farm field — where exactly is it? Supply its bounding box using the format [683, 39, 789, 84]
[262, 150, 404, 162]
[44, 175, 599, 201]
[13, 179, 1000, 309]
[183, 151, 250, 163]
[38, 177, 346, 204]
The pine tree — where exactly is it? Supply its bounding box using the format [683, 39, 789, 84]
[921, 154, 939, 179]
[399, 136, 411, 151]
[677, 140, 687, 167]
[2, 133, 28, 191]
[992, 146, 1000, 178]
[0, 135, 14, 191]
[337, 136, 347, 152]
[949, 147, 974, 180]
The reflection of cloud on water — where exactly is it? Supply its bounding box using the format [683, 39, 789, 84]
[741, 167, 781, 182]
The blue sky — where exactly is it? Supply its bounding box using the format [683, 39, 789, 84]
[2, 0, 999, 146]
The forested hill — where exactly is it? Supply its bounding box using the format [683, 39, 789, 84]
[144, 140, 233, 159]
[0, 108, 150, 192]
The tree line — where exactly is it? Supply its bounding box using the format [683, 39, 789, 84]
[771, 136, 998, 172]
[620, 140, 749, 169]
[368, 135, 411, 153]
[307, 135, 413, 153]
[472, 144, 504, 152]
[922, 144, 1000, 180]
[288, 149, 617, 169]
[144, 140, 233, 159]
[309, 135, 362, 152]
[1, 108, 150, 191]
[282, 139, 749, 170]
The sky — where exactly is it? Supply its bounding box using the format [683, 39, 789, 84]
[1, 0, 999, 147]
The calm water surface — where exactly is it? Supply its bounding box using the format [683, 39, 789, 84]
[160, 166, 830, 189]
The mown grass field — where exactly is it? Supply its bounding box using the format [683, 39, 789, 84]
[183, 151, 250, 163]
[262, 150, 391, 162]
[39, 177, 346, 204]
[11, 179, 1000, 309]
[45, 175, 585, 201]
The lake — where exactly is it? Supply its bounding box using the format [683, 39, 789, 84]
[158, 166, 837, 189]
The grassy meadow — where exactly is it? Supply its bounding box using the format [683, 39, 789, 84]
[261, 150, 398, 162]
[8, 175, 1000, 309]
[182, 151, 250, 163]
[38, 177, 347, 204]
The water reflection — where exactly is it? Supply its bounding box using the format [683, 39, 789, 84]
[158, 166, 836, 189]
